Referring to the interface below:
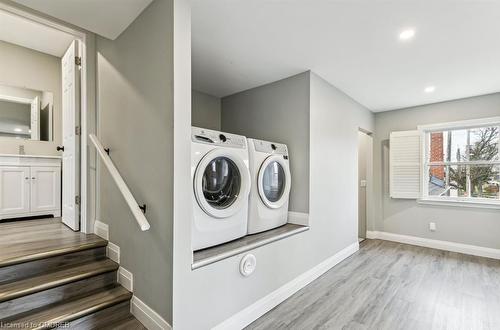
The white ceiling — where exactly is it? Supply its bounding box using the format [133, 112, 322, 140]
[11, 0, 153, 40]
[192, 1, 500, 112]
[0, 9, 74, 57]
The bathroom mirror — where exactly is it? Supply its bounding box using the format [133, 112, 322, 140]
[0, 83, 54, 142]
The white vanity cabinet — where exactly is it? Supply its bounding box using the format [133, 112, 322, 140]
[0, 155, 61, 220]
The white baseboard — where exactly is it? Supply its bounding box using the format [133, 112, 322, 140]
[93, 220, 109, 240]
[213, 241, 359, 330]
[366, 231, 500, 260]
[118, 266, 133, 292]
[131, 296, 171, 330]
[287, 211, 309, 226]
[107, 242, 120, 263]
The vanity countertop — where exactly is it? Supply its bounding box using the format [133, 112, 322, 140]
[0, 154, 62, 159]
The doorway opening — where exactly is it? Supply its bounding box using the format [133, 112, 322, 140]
[0, 4, 89, 232]
[358, 129, 373, 242]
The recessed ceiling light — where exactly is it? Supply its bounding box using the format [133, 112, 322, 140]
[399, 28, 415, 41]
[424, 86, 436, 93]
[13, 128, 22, 132]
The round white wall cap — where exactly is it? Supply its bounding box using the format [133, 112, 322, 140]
[239, 254, 257, 277]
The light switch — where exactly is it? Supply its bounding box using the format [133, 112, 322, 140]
[360, 180, 367, 187]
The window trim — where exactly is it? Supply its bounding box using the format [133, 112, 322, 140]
[418, 117, 500, 207]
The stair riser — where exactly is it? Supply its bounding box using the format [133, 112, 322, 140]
[59, 301, 132, 330]
[0, 247, 107, 284]
[0, 272, 117, 320]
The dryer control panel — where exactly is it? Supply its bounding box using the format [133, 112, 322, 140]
[253, 139, 288, 156]
[191, 127, 246, 148]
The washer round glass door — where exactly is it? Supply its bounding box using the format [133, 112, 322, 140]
[258, 155, 291, 208]
[194, 149, 251, 218]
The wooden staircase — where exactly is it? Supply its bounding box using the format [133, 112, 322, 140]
[0, 218, 145, 329]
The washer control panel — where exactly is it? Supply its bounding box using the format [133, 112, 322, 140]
[253, 139, 288, 155]
[192, 127, 246, 148]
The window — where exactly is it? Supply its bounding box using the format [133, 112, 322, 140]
[422, 119, 500, 205]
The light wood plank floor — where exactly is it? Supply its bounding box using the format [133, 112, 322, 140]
[248, 239, 500, 330]
[0, 218, 106, 267]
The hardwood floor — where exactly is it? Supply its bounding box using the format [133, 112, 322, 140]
[0, 218, 105, 267]
[248, 239, 500, 330]
[0, 218, 146, 329]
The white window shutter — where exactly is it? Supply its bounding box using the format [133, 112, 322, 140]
[390, 130, 421, 199]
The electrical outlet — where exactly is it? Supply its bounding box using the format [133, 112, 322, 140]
[429, 222, 437, 232]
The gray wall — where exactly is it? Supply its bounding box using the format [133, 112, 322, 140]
[192, 89, 221, 130]
[96, 0, 173, 322]
[221, 72, 310, 213]
[173, 71, 374, 329]
[373, 92, 500, 249]
[0, 40, 61, 155]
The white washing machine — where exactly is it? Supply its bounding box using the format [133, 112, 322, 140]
[247, 138, 291, 234]
[191, 127, 251, 250]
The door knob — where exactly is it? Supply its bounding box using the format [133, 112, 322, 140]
[57, 146, 65, 152]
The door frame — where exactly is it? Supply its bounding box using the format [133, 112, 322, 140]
[0, 3, 91, 233]
[358, 128, 373, 240]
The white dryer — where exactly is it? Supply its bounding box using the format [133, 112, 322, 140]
[191, 127, 251, 250]
[247, 138, 291, 234]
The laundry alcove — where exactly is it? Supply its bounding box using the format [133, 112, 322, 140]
[191, 72, 311, 269]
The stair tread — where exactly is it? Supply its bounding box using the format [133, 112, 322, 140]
[3, 286, 132, 329]
[0, 218, 107, 268]
[104, 316, 147, 330]
[0, 259, 119, 303]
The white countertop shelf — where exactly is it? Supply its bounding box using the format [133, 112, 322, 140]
[0, 154, 62, 159]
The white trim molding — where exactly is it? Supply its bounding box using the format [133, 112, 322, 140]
[93, 220, 109, 240]
[118, 266, 133, 292]
[131, 296, 172, 330]
[418, 198, 500, 210]
[366, 231, 500, 260]
[213, 241, 360, 330]
[107, 242, 120, 263]
[287, 211, 309, 226]
[417, 116, 500, 132]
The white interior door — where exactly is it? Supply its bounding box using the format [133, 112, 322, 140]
[0, 166, 30, 216]
[31, 96, 39, 140]
[61, 40, 81, 230]
[31, 166, 61, 213]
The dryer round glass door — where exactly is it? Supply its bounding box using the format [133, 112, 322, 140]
[262, 161, 285, 202]
[202, 157, 241, 209]
[258, 155, 291, 209]
[194, 148, 251, 218]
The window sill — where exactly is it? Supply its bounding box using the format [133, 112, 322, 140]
[192, 223, 309, 270]
[417, 198, 500, 210]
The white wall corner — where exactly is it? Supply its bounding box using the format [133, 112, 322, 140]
[287, 211, 309, 226]
[213, 241, 359, 330]
[366, 231, 500, 260]
[107, 242, 120, 264]
[131, 296, 172, 330]
[118, 266, 133, 292]
[93, 220, 109, 240]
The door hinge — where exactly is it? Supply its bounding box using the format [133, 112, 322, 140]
[75, 56, 82, 66]
[75, 126, 81, 135]
[75, 195, 81, 205]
